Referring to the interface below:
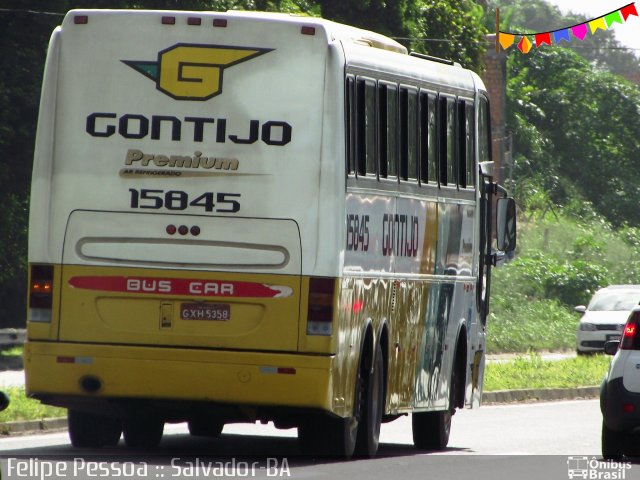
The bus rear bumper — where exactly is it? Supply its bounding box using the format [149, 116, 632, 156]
[24, 341, 335, 414]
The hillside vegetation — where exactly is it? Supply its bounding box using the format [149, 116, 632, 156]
[488, 207, 640, 353]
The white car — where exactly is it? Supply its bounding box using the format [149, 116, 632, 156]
[601, 305, 640, 458]
[575, 286, 640, 354]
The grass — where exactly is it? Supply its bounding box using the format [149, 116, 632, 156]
[486, 294, 577, 353]
[0, 346, 23, 357]
[484, 353, 610, 391]
[0, 387, 66, 423]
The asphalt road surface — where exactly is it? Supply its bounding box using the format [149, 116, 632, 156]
[4, 399, 639, 480]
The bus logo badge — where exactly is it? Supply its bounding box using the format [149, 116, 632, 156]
[122, 43, 273, 101]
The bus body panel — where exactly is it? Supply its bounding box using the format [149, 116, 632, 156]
[29, 10, 330, 273]
[26, 11, 502, 438]
[24, 341, 335, 411]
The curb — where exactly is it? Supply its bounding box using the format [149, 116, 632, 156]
[0, 417, 67, 436]
[0, 387, 600, 436]
[482, 386, 600, 404]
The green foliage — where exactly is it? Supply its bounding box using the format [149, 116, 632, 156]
[507, 47, 640, 227]
[0, 346, 23, 357]
[0, 387, 66, 424]
[484, 353, 609, 391]
[489, 0, 640, 75]
[317, 0, 417, 39]
[413, 0, 488, 72]
[488, 207, 640, 354]
[487, 292, 576, 353]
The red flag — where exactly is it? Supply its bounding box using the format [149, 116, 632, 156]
[535, 32, 552, 47]
[621, 3, 638, 21]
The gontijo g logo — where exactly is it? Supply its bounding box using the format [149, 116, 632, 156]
[122, 44, 273, 100]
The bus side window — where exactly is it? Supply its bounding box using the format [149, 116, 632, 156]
[387, 84, 398, 178]
[419, 91, 429, 184]
[356, 77, 377, 178]
[447, 97, 456, 187]
[346, 75, 356, 175]
[478, 96, 491, 165]
[465, 102, 475, 188]
[438, 96, 447, 186]
[427, 93, 438, 184]
[457, 100, 467, 189]
[378, 83, 388, 178]
[378, 82, 398, 180]
[399, 86, 418, 182]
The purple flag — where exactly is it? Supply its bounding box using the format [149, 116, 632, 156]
[572, 23, 588, 40]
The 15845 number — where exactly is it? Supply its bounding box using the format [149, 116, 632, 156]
[129, 189, 241, 213]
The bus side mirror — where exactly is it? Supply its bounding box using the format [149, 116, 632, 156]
[496, 197, 516, 253]
[0, 391, 9, 412]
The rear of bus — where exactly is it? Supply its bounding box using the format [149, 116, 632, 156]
[26, 10, 346, 428]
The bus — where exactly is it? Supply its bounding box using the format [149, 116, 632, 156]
[25, 9, 516, 458]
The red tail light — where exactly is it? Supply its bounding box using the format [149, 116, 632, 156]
[307, 277, 335, 336]
[621, 311, 640, 350]
[29, 264, 54, 322]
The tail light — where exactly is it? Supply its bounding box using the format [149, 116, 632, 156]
[621, 310, 640, 350]
[307, 277, 335, 336]
[29, 264, 54, 323]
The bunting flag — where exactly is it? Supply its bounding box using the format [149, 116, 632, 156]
[497, 2, 638, 54]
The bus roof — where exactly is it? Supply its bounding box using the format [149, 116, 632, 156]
[65, 9, 408, 55]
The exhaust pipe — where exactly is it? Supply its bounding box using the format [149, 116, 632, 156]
[79, 375, 102, 394]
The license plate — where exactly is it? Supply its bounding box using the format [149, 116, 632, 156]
[180, 303, 230, 321]
[606, 334, 621, 342]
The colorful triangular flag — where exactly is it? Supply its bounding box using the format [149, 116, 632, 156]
[588, 17, 607, 34]
[517, 35, 532, 54]
[552, 29, 571, 44]
[572, 23, 588, 40]
[499, 32, 516, 50]
[605, 11, 623, 27]
[621, 3, 639, 21]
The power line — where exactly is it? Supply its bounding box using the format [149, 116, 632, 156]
[0, 8, 64, 16]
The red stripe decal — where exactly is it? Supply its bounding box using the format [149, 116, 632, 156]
[68, 276, 292, 298]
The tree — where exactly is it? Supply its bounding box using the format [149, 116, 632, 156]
[488, 0, 640, 75]
[412, 0, 488, 72]
[507, 47, 640, 227]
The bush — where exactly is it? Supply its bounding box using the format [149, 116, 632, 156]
[487, 292, 577, 353]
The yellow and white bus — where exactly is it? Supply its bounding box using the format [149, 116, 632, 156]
[26, 9, 516, 458]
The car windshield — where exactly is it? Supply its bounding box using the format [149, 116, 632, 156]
[588, 291, 640, 311]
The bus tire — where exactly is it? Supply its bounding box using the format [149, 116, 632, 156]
[412, 358, 457, 451]
[298, 413, 358, 458]
[103, 418, 123, 446]
[188, 419, 224, 437]
[68, 409, 121, 448]
[354, 343, 384, 457]
[411, 409, 451, 451]
[123, 416, 164, 448]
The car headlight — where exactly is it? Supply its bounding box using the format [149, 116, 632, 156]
[579, 322, 597, 331]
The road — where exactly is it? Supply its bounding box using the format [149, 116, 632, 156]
[4, 399, 638, 480]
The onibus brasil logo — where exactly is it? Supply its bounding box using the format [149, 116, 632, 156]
[123, 43, 273, 100]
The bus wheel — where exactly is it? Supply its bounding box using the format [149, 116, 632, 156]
[411, 409, 451, 450]
[103, 418, 123, 446]
[123, 416, 164, 448]
[188, 419, 224, 437]
[298, 414, 358, 458]
[354, 343, 384, 457]
[68, 409, 121, 448]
